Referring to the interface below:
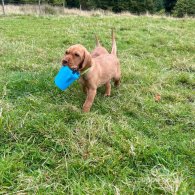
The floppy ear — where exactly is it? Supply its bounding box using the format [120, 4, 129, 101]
[79, 49, 92, 71]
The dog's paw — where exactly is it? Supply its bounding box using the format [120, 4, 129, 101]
[82, 106, 90, 113]
[104, 93, 111, 97]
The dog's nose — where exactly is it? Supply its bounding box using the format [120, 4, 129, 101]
[62, 60, 68, 65]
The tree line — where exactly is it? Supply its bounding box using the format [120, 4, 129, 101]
[3, 0, 195, 17]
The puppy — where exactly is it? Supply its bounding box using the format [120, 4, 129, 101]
[62, 30, 121, 112]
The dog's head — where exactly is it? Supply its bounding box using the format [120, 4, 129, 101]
[62, 44, 92, 71]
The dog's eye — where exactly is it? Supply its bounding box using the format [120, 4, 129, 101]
[75, 53, 80, 57]
[65, 51, 69, 55]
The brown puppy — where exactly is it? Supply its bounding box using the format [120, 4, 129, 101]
[62, 30, 121, 112]
[90, 35, 109, 58]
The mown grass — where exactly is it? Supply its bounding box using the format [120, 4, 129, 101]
[0, 15, 195, 194]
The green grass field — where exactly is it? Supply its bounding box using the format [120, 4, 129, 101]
[0, 14, 195, 194]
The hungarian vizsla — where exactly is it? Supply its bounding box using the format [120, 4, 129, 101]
[62, 30, 121, 112]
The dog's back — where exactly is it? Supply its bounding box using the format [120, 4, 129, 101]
[92, 30, 120, 86]
[91, 46, 109, 58]
[91, 35, 109, 58]
[88, 30, 120, 87]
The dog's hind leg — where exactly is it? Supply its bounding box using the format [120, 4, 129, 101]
[114, 67, 121, 87]
[104, 81, 111, 96]
[114, 78, 120, 87]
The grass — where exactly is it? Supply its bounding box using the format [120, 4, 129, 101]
[0, 14, 195, 194]
[1, 4, 117, 16]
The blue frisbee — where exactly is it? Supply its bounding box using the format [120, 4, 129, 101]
[54, 66, 80, 91]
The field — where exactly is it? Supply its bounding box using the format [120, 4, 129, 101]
[0, 14, 195, 194]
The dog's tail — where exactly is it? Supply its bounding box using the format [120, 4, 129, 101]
[95, 34, 101, 47]
[111, 29, 117, 56]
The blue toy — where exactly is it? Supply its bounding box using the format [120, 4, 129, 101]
[54, 66, 80, 91]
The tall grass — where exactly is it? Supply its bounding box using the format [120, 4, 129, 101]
[1, 4, 115, 16]
[0, 4, 178, 18]
[2, 4, 193, 19]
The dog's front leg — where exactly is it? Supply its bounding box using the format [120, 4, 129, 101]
[79, 79, 88, 95]
[82, 88, 97, 112]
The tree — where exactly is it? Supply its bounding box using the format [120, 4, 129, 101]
[145, 0, 155, 13]
[79, 0, 96, 10]
[164, 0, 178, 13]
[154, 0, 164, 11]
[173, 0, 195, 17]
[66, 0, 79, 8]
[96, 0, 113, 10]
